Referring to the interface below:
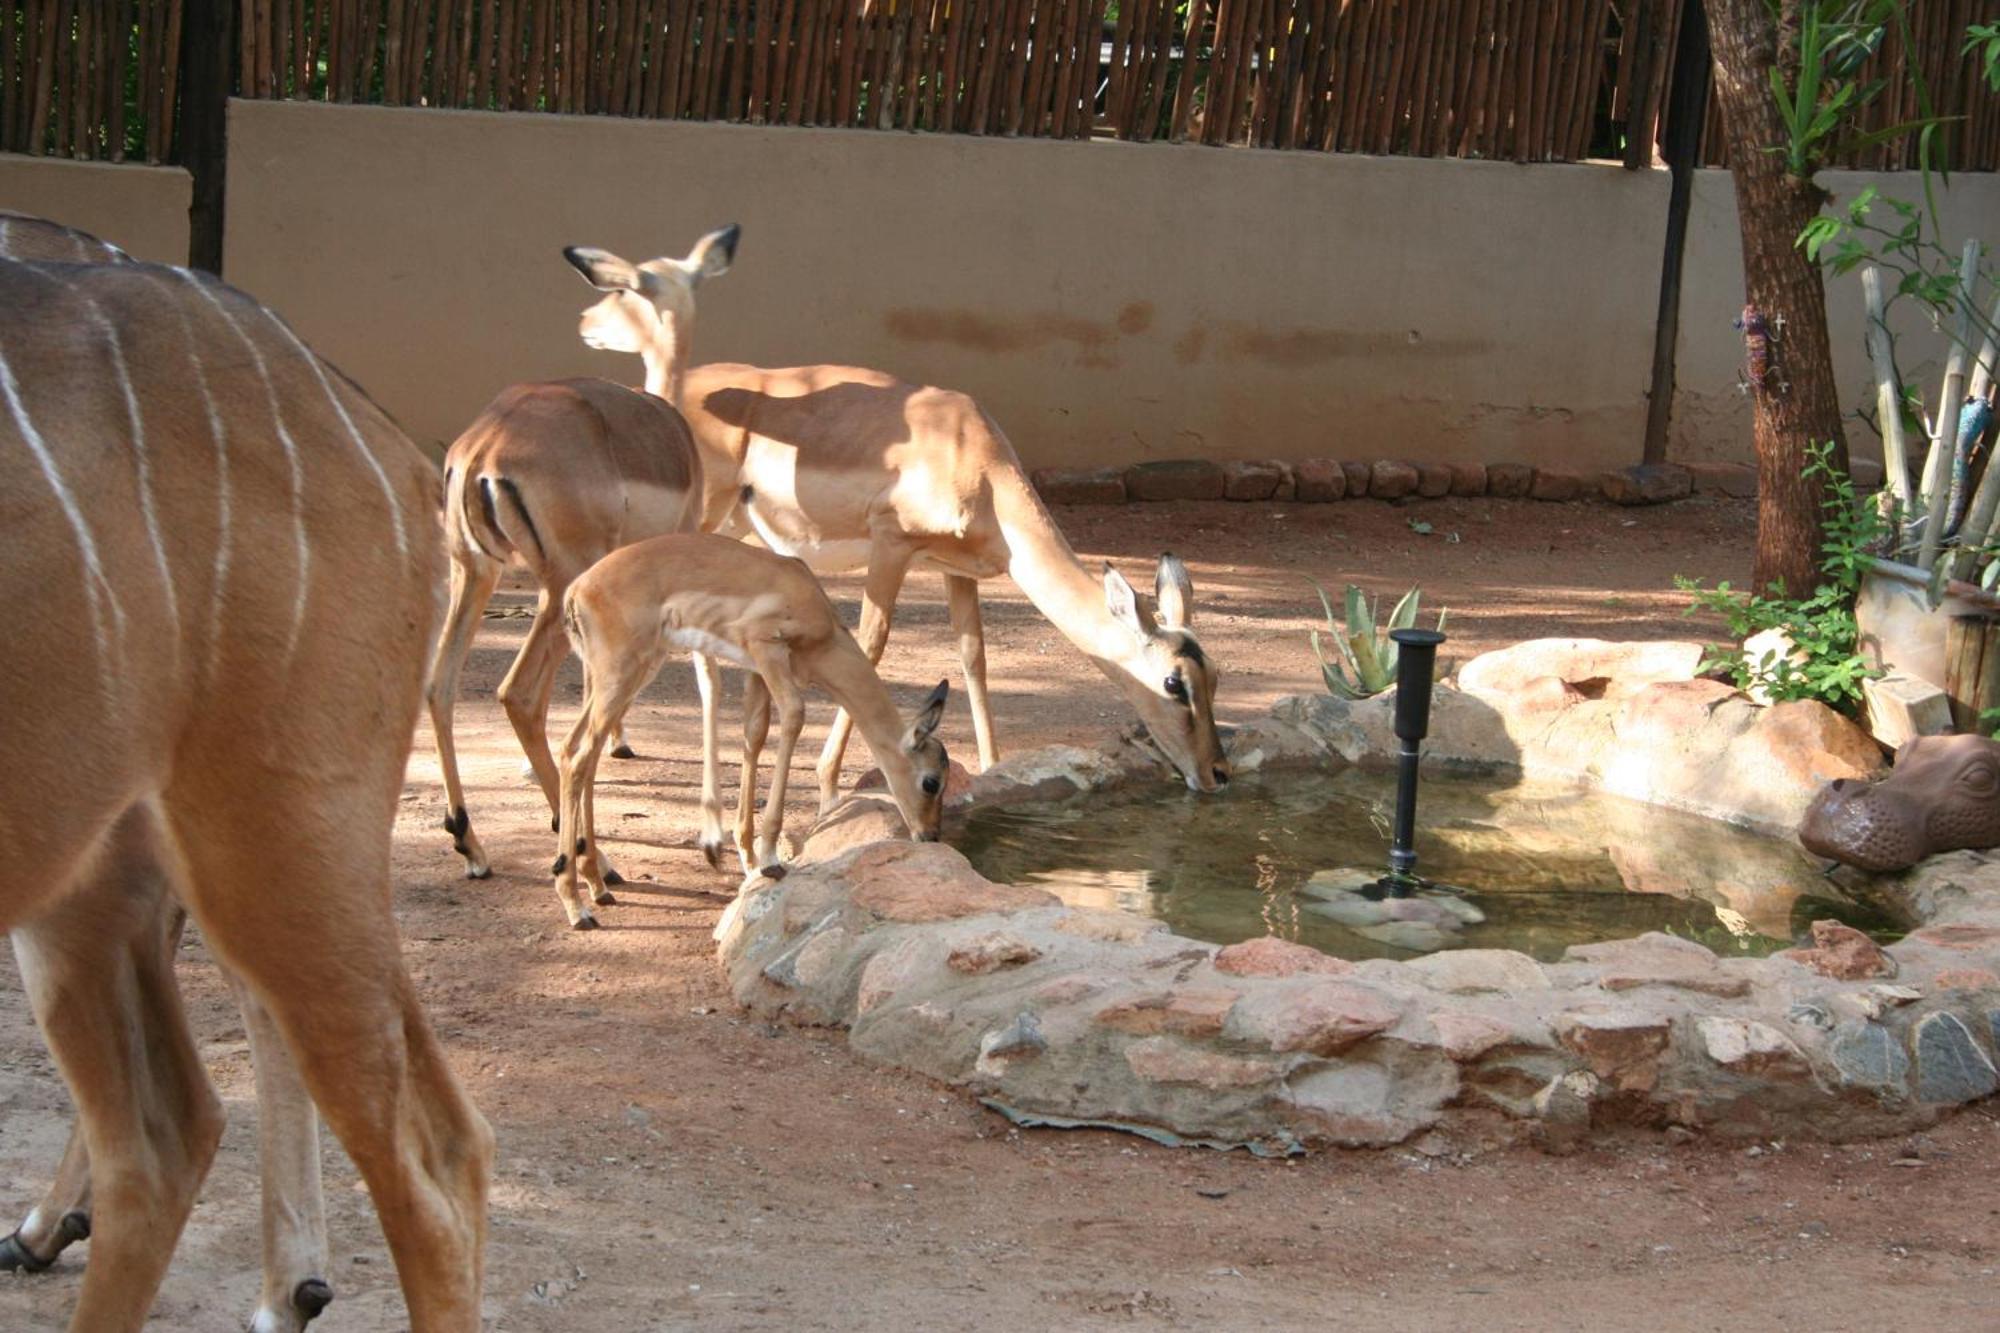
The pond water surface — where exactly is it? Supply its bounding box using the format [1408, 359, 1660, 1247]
[954, 770, 1899, 963]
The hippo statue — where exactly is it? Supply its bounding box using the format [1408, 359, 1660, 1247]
[1799, 733, 2000, 871]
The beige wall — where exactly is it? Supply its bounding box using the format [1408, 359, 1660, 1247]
[1674, 168, 2000, 467]
[0, 153, 190, 264]
[225, 100, 1669, 469]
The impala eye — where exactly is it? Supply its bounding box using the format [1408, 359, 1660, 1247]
[1164, 673, 1188, 702]
[921, 775, 943, 796]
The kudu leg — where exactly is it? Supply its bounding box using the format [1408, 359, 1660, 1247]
[425, 552, 501, 878]
[13, 807, 224, 1333]
[815, 548, 911, 813]
[234, 976, 332, 1333]
[944, 573, 998, 770]
[166, 782, 492, 1333]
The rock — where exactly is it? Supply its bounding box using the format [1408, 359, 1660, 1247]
[1457, 638, 1705, 700]
[792, 926, 853, 989]
[1862, 672, 1955, 750]
[1611, 678, 1747, 745]
[1934, 968, 2000, 991]
[1447, 462, 1488, 496]
[1284, 1052, 1457, 1146]
[1403, 949, 1550, 994]
[1528, 468, 1586, 502]
[1428, 1012, 1516, 1061]
[1124, 459, 1226, 502]
[1094, 988, 1240, 1039]
[1486, 462, 1534, 498]
[1532, 1069, 1601, 1126]
[1565, 931, 1717, 965]
[947, 932, 1044, 975]
[1713, 701, 1884, 828]
[846, 843, 1060, 923]
[1214, 936, 1352, 978]
[1911, 924, 2000, 951]
[1698, 1017, 1809, 1075]
[1416, 463, 1453, 498]
[856, 935, 938, 1014]
[1684, 461, 1758, 498]
[1052, 909, 1167, 943]
[1293, 457, 1347, 502]
[1225, 980, 1402, 1055]
[1601, 464, 1693, 506]
[975, 1012, 1048, 1076]
[1793, 920, 1898, 981]
[1340, 460, 1372, 497]
[1598, 955, 1751, 998]
[1558, 1012, 1672, 1090]
[1221, 459, 1290, 501]
[1124, 1037, 1279, 1090]
[1828, 1019, 1911, 1091]
[1370, 460, 1420, 500]
[1913, 1012, 1999, 1103]
[1031, 466, 1127, 505]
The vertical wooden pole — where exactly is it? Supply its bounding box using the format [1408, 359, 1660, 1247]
[180, 0, 238, 273]
[1639, 0, 1706, 466]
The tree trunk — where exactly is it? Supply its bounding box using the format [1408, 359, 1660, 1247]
[1702, 0, 1850, 597]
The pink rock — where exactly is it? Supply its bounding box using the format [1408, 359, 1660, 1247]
[1416, 463, 1453, 498]
[1225, 981, 1402, 1056]
[1222, 459, 1290, 501]
[1125, 459, 1226, 501]
[1094, 988, 1240, 1039]
[1738, 701, 1884, 791]
[947, 932, 1044, 975]
[1528, 469, 1585, 502]
[1933, 967, 2000, 990]
[1613, 678, 1748, 745]
[1370, 460, 1420, 500]
[1684, 461, 1758, 498]
[1910, 925, 2000, 951]
[1429, 1012, 1514, 1061]
[1052, 909, 1166, 943]
[1458, 638, 1706, 700]
[847, 843, 1059, 923]
[1486, 462, 1534, 498]
[1447, 462, 1488, 496]
[1293, 458, 1347, 502]
[1598, 955, 1751, 998]
[1789, 920, 1898, 981]
[1558, 1012, 1671, 1091]
[1340, 461, 1373, 497]
[1213, 936, 1353, 978]
[1124, 1037, 1280, 1090]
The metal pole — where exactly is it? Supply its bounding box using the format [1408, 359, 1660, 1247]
[1382, 628, 1447, 895]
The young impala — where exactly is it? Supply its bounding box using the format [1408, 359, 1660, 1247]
[566, 236, 1232, 820]
[552, 533, 951, 928]
[427, 226, 736, 878]
[0, 249, 489, 1328]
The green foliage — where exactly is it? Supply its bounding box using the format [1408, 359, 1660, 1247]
[1307, 581, 1447, 700]
[1765, 2, 1938, 179]
[1674, 444, 1885, 713]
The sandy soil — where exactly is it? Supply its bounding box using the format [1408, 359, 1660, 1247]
[5, 494, 2000, 1332]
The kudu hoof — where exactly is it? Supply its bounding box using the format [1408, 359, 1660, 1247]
[294, 1277, 335, 1321]
[0, 1230, 54, 1273]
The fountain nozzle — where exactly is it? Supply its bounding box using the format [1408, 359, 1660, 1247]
[1378, 627, 1447, 897]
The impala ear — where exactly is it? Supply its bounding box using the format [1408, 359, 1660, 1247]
[907, 679, 950, 745]
[563, 246, 645, 292]
[686, 224, 741, 282]
[1104, 564, 1149, 637]
[1155, 552, 1193, 629]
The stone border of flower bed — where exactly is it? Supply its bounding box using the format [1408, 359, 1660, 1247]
[1029, 457, 1889, 508]
[712, 643, 2000, 1154]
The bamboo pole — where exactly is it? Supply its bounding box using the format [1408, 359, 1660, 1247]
[1919, 241, 1982, 569]
[1862, 265, 1916, 546]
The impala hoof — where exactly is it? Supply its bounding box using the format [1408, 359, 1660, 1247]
[572, 914, 600, 931]
[593, 889, 617, 907]
[758, 863, 789, 881]
[602, 868, 625, 886]
[294, 1278, 335, 1321]
[700, 840, 723, 870]
[56, 1212, 87, 1245]
[0, 1230, 54, 1273]
[464, 864, 491, 881]
[611, 743, 637, 759]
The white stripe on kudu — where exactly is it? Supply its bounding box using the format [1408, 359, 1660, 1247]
[82, 295, 180, 636]
[151, 271, 233, 681]
[266, 312, 410, 560]
[0, 339, 121, 701]
[182, 271, 313, 667]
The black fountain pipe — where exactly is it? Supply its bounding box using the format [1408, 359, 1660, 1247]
[1381, 627, 1448, 896]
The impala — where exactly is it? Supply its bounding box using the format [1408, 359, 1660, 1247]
[427, 225, 737, 878]
[553, 534, 951, 927]
[568, 238, 1231, 815]
[0, 248, 490, 1330]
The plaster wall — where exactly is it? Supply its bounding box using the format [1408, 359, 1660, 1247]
[1674, 168, 2000, 468]
[224, 100, 1670, 467]
[0, 153, 191, 264]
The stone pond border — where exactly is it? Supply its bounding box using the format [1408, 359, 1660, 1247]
[712, 650, 2000, 1154]
[1029, 456, 1890, 508]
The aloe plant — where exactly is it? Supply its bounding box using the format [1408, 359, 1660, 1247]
[1308, 580, 1447, 700]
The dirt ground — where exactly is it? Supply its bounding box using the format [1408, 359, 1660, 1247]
[6, 494, 2000, 1332]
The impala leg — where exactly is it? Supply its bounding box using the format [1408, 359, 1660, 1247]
[570, 662, 624, 898]
[166, 782, 492, 1333]
[0, 1122, 93, 1273]
[748, 645, 807, 875]
[556, 645, 665, 929]
[733, 674, 773, 875]
[14, 807, 224, 1333]
[944, 573, 997, 769]
[815, 548, 911, 813]
[425, 553, 501, 878]
[497, 578, 579, 825]
[691, 651, 727, 868]
[233, 976, 332, 1333]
